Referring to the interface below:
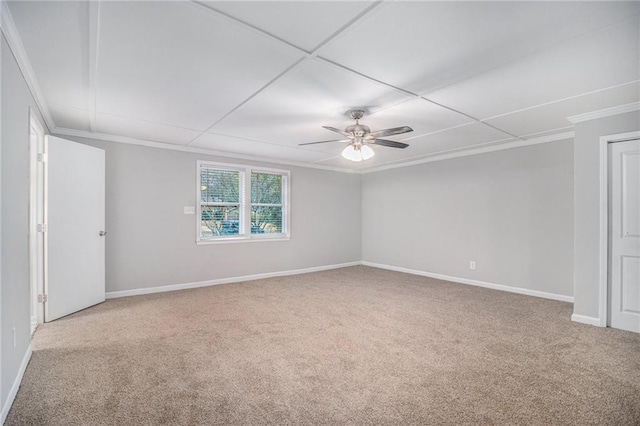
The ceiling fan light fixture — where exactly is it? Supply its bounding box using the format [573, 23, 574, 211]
[342, 144, 375, 162]
[360, 144, 375, 160]
[342, 145, 363, 162]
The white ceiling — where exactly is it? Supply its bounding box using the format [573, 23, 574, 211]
[5, 1, 640, 171]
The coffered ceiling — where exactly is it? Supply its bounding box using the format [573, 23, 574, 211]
[4, 1, 640, 171]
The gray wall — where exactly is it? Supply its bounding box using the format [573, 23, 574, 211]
[573, 111, 640, 318]
[1, 35, 48, 407]
[59, 136, 362, 293]
[0, 28, 3, 412]
[362, 140, 575, 298]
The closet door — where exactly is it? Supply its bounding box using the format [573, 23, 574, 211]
[609, 138, 640, 333]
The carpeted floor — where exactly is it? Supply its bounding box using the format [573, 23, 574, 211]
[5, 266, 640, 425]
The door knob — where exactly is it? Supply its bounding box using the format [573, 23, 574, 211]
[99, 231, 107, 236]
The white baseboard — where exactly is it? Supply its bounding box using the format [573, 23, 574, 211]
[106, 261, 362, 299]
[1, 344, 32, 424]
[570, 314, 604, 327]
[30, 317, 38, 337]
[106, 260, 575, 305]
[362, 261, 574, 303]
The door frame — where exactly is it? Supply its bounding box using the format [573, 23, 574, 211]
[28, 108, 46, 332]
[598, 130, 640, 327]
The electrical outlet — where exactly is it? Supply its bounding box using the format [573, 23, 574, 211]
[12, 327, 16, 348]
[469, 261, 476, 270]
[183, 206, 195, 215]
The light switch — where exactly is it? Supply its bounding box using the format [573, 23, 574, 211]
[184, 206, 195, 215]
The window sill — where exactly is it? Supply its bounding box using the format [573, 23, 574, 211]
[196, 235, 290, 245]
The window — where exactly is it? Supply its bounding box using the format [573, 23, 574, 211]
[197, 161, 289, 243]
[251, 171, 284, 235]
[200, 167, 244, 237]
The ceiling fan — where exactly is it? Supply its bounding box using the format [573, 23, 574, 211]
[299, 110, 413, 162]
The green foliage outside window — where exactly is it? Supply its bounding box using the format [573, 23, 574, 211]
[200, 169, 240, 236]
[251, 173, 283, 234]
[199, 168, 286, 238]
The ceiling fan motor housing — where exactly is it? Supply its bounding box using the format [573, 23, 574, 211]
[346, 124, 371, 138]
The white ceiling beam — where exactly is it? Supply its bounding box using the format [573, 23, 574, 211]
[188, 1, 310, 56]
[306, 0, 388, 53]
[186, 57, 307, 147]
[317, 56, 524, 141]
[419, 96, 521, 140]
[476, 121, 522, 140]
[483, 80, 640, 123]
[205, 131, 339, 156]
[185, 0, 386, 148]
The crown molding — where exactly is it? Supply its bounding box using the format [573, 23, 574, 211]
[53, 127, 577, 176]
[1, 2, 55, 131]
[567, 101, 640, 124]
[521, 130, 575, 144]
[52, 127, 357, 174]
[360, 130, 574, 174]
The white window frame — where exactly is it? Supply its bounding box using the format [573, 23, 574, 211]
[196, 161, 290, 244]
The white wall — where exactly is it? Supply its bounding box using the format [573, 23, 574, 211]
[1, 34, 47, 413]
[58, 136, 363, 293]
[0, 21, 3, 418]
[362, 140, 575, 299]
[573, 111, 640, 319]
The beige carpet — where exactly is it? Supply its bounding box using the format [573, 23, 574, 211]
[6, 266, 640, 425]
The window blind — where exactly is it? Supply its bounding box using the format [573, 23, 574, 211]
[197, 162, 289, 242]
[200, 167, 244, 237]
[251, 172, 283, 234]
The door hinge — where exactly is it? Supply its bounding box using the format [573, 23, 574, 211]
[37, 294, 48, 303]
[37, 223, 48, 233]
[37, 153, 48, 163]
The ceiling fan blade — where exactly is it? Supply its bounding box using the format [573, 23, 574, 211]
[372, 139, 409, 149]
[322, 126, 351, 137]
[368, 126, 413, 139]
[298, 139, 350, 146]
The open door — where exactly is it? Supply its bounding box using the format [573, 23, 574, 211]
[29, 111, 46, 332]
[45, 136, 106, 321]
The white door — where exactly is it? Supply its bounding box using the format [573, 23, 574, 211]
[46, 136, 106, 321]
[609, 138, 640, 333]
[29, 114, 46, 332]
